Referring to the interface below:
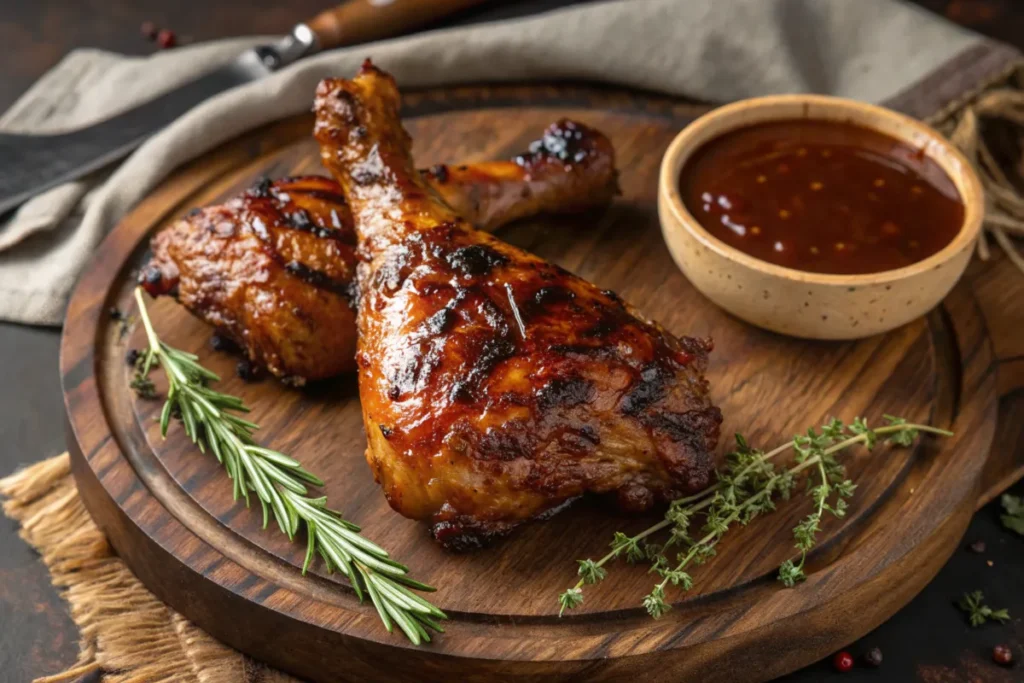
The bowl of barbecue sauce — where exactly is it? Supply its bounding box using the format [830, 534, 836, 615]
[659, 94, 982, 339]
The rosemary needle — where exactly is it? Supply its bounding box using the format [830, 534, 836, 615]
[132, 287, 446, 644]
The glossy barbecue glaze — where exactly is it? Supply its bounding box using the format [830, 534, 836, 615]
[143, 126, 618, 383]
[679, 120, 964, 275]
[144, 176, 360, 383]
[314, 62, 722, 548]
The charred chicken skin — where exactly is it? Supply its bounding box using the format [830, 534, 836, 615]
[143, 176, 360, 383]
[141, 124, 618, 383]
[314, 62, 722, 549]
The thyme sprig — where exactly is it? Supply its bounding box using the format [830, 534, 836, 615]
[559, 416, 952, 618]
[1001, 494, 1024, 536]
[132, 288, 446, 644]
[959, 590, 1010, 627]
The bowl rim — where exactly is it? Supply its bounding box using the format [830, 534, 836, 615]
[659, 93, 984, 287]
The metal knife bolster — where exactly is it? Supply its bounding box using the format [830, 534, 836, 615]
[255, 24, 320, 71]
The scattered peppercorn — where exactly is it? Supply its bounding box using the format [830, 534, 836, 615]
[157, 29, 177, 49]
[210, 334, 239, 353]
[863, 647, 883, 668]
[140, 21, 158, 40]
[968, 540, 986, 553]
[993, 644, 1013, 666]
[236, 359, 260, 382]
[833, 651, 854, 673]
[109, 306, 123, 320]
[125, 349, 141, 367]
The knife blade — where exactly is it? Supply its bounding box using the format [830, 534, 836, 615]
[0, 33, 311, 216]
[0, 0, 488, 216]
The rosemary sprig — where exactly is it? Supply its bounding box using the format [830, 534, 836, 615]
[131, 288, 446, 644]
[958, 590, 1010, 627]
[559, 416, 952, 618]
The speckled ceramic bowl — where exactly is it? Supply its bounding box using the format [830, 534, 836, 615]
[658, 94, 983, 340]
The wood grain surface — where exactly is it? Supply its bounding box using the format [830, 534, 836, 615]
[61, 84, 1007, 682]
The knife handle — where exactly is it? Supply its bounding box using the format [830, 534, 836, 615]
[307, 0, 490, 52]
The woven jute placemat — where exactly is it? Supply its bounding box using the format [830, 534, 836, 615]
[0, 454, 298, 683]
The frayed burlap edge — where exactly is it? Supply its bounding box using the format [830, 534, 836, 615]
[931, 59, 1024, 273]
[0, 453, 298, 683]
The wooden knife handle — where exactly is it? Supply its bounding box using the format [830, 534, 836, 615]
[307, 0, 489, 52]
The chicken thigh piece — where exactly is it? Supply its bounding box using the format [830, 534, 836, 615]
[141, 123, 618, 384]
[314, 62, 722, 549]
[142, 176, 360, 383]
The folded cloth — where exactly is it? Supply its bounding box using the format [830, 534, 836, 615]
[0, 0, 1016, 326]
[0, 38, 266, 325]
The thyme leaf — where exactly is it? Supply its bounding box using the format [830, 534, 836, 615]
[958, 590, 1010, 627]
[558, 415, 952, 618]
[1001, 494, 1024, 536]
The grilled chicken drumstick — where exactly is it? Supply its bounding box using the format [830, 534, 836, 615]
[314, 62, 722, 549]
[141, 124, 618, 384]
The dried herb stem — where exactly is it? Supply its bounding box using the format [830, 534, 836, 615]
[559, 417, 952, 618]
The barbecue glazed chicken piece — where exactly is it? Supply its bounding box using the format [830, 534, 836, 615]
[314, 62, 722, 549]
[142, 176, 359, 383]
[141, 127, 617, 385]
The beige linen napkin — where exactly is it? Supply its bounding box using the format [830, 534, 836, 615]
[0, 0, 996, 326]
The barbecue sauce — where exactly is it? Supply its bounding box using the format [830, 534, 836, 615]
[679, 120, 963, 275]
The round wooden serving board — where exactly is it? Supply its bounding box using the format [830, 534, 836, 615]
[63, 84, 1005, 683]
